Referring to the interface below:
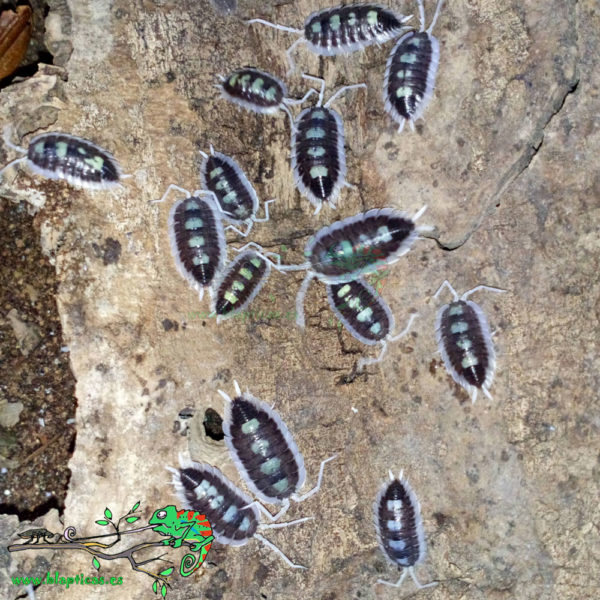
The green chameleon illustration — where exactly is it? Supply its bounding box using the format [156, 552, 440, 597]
[149, 506, 214, 576]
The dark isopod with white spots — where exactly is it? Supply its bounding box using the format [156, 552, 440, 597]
[0, 128, 127, 189]
[374, 470, 437, 590]
[326, 277, 419, 370]
[291, 75, 366, 214]
[219, 381, 337, 519]
[248, 4, 412, 73]
[169, 456, 310, 568]
[211, 250, 271, 320]
[199, 146, 274, 237]
[434, 280, 505, 403]
[383, 0, 445, 132]
[156, 185, 227, 301]
[295, 206, 430, 327]
[218, 66, 316, 129]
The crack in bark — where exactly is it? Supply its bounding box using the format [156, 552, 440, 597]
[431, 59, 580, 251]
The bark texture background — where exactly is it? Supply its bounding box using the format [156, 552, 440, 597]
[0, 1, 598, 599]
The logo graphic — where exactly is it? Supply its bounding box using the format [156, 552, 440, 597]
[8, 502, 213, 597]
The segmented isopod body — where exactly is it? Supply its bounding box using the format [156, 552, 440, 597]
[434, 280, 504, 403]
[327, 277, 394, 345]
[306, 207, 426, 284]
[291, 75, 366, 214]
[295, 206, 429, 328]
[383, 0, 445, 132]
[327, 278, 418, 370]
[0, 130, 125, 189]
[219, 382, 337, 519]
[199, 146, 273, 237]
[167, 194, 226, 300]
[374, 471, 436, 590]
[218, 66, 315, 125]
[211, 250, 271, 320]
[170, 456, 309, 568]
[247, 4, 412, 73]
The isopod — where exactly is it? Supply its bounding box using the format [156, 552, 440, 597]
[248, 4, 412, 73]
[383, 0, 445, 132]
[0, 128, 128, 190]
[434, 279, 505, 403]
[374, 470, 436, 590]
[170, 455, 311, 569]
[326, 277, 419, 370]
[291, 75, 366, 214]
[219, 381, 337, 519]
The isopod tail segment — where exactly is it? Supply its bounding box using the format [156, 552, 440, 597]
[218, 380, 338, 523]
[199, 145, 275, 238]
[291, 75, 367, 215]
[216, 67, 318, 134]
[169, 456, 311, 569]
[154, 184, 227, 302]
[383, 0, 445, 133]
[247, 5, 413, 75]
[374, 470, 437, 591]
[0, 125, 130, 190]
[434, 280, 506, 403]
[295, 205, 432, 328]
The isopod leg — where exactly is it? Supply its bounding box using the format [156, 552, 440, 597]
[253, 532, 307, 570]
[153, 184, 191, 204]
[291, 454, 338, 503]
[409, 566, 438, 589]
[377, 569, 408, 588]
[295, 271, 315, 328]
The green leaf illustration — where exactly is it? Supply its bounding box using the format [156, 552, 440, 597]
[161, 582, 167, 598]
[131, 501, 141, 513]
[159, 567, 174, 577]
[126, 516, 139, 523]
[152, 580, 158, 594]
[104, 507, 113, 520]
[95, 520, 109, 526]
[92, 556, 100, 570]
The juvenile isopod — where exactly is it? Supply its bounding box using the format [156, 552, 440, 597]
[155, 185, 227, 301]
[291, 75, 366, 215]
[217, 66, 317, 130]
[383, 0, 445, 132]
[199, 145, 274, 237]
[248, 4, 412, 73]
[295, 206, 431, 326]
[326, 277, 419, 370]
[210, 244, 292, 321]
[170, 456, 311, 569]
[0, 128, 128, 190]
[218, 381, 337, 519]
[374, 470, 437, 590]
[434, 279, 505, 403]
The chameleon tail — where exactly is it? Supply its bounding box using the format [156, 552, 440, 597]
[179, 536, 214, 577]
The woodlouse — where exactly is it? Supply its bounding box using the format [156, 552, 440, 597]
[210, 244, 291, 321]
[199, 145, 274, 237]
[374, 470, 436, 590]
[155, 185, 227, 300]
[248, 4, 412, 73]
[170, 456, 311, 569]
[295, 206, 430, 327]
[218, 66, 317, 130]
[0, 128, 128, 190]
[383, 0, 445, 132]
[291, 75, 366, 214]
[434, 280, 505, 403]
[326, 277, 419, 370]
[219, 381, 337, 519]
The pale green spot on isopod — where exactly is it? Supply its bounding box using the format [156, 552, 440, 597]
[240, 267, 253, 280]
[310, 165, 328, 178]
[241, 418, 259, 434]
[185, 217, 203, 230]
[451, 321, 469, 334]
[55, 142, 68, 159]
[260, 457, 281, 475]
[307, 146, 326, 158]
[337, 284, 351, 298]
[188, 236, 205, 247]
